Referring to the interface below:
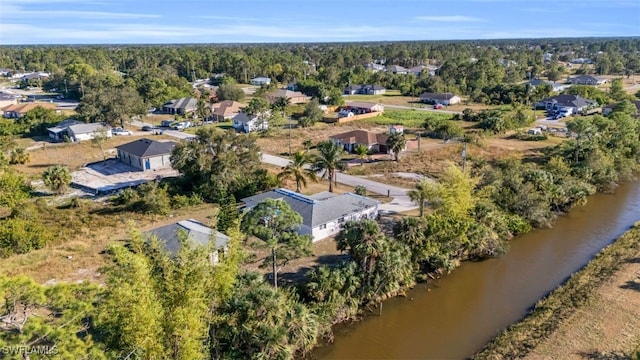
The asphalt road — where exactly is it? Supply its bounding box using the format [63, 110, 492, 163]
[261, 153, 417, 214]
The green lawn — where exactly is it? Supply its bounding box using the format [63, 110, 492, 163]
[367, 109, 455, 128]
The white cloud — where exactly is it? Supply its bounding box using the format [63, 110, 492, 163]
[1, 4, 159, 19]
[415, 15, 483, 22]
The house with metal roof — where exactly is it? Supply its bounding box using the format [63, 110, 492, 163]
[162, 97, 198, 115]
[116, 138, 176, 171]
[145, 219, 230, 264]
[241, 188, 380, 241]
[343, 84, 386, 95]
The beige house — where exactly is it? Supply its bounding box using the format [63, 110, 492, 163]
[116, 138, 176, 171]
[2, 102, 57, 118]
[418, 92, 461, 105]
[265, 89, 309, 104]
[211, 100, 244, 122]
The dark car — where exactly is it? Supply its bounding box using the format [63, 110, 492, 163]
[141, 125, 153, 131]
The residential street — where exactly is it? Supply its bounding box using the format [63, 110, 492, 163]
[129, 122, 419, 214]
[261, 153, 417, 214]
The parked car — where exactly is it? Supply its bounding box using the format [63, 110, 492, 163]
[141, 125, 153, 131]
[433, 104, 444, 109]
[112, 127, 132, 135]
[171, 122, 185, 130]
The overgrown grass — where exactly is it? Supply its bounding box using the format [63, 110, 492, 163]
[472, 224, 640, 359]
[368, 109, 454, 128]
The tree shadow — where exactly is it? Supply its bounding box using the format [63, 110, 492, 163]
[626, 257, 640, 264]
[276, 254, 350, 287]
[577, 350, 631, 359]
[619, 279, 640, 292]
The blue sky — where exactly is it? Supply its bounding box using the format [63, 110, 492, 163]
[0, 0, 639, 45]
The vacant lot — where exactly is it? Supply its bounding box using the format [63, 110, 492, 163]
[14, 133, 173, 178]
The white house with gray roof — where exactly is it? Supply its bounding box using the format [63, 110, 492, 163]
[116, 138, 176, 171]
[241, 188, 380, 241]
[145, 219, 230, 264]
[47, 120, 111, 142]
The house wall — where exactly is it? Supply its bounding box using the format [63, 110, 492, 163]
[117, 151, 171, 171]
[310, 205, 379, 242]
[71, 130, 112, 142]
[147, 154, 172, 171]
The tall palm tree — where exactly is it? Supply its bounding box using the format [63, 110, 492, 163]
[277, 151, 317, 192]
[312, 141, 344, 193]
[407, 178, 434, 217]
[195, 99, 212, 125]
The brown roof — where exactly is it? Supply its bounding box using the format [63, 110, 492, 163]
[330, 130, 388, 146]
[265, 89, 308, 101]
[212, 100, 244, 116]
[2, 102, 56, 113]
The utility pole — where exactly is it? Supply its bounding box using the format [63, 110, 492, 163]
[287, 112, 292, 156]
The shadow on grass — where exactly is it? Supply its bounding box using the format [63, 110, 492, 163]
[274, 253, 350, 287]
[577, 350, 630, 359]
[620, 279, 640, 292]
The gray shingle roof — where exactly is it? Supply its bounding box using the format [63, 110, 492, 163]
[163, 97, 197, 110]
[145, 219, 229, 255]
[116, 138, 176, 158]
[241, 188, 380, 228]
[68, 122, 111, 135]
[540, 94, 596, 108]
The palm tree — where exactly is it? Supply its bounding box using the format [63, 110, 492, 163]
[277, 151, 317, 193]
[195, 99, 212, 125]
[386, 132, 406, 161]
[407, 178, 433, 217]
[354, 144, 368, 166]
[42, 165, 72, 195]
[312, 141, 344, 193]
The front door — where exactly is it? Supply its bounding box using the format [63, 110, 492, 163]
[145, 159, 151, 170]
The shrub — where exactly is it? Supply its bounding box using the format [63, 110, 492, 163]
[354, 185, 367, 196]
[0, 218, 53, 257]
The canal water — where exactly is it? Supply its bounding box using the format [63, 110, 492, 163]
[315, 181, 640, 359]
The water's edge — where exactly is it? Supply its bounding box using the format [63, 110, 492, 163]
[314, 181, 640, 359]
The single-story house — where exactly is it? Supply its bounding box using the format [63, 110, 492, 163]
[241, 188, 380, 242]
[116, 138, 176, 171]
[265, 89, 309, 104]
[0, 93, 18, 109]
[528, 79, 568, 92]
[365, 63, 386, 72]
[418, 92, 461, 105]
[569, 75, 607, 85]
[2, 102, 56, 118]
[232, 112, 268, 133]
[22, 72, 50, 82]
[67, 122, 112, 142]
[340, 102, 384, 114]
[211, 100, 245, 122]
[387, 65, 409, 75]
[330, 129, 390, 154]
[145, 219, 230, 265]
[535, 95, 597, 114]
[162, 97, 197, 115]
[343, 84, 386, 95]
[250, 77, 271, 86]
[602, 100, 640, 117]
[46, 119, 84, 142]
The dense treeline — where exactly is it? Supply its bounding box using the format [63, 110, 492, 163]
[2, 38, 640, 114]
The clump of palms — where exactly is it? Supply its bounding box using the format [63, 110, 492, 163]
[277, 151, 317, 193]
[312, 141, 344, 193]
[9, 148, 30, 165]
[42, 165, 72, 195]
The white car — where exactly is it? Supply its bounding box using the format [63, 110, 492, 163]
[112, 127, 132, 135]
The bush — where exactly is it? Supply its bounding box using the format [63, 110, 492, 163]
[515, 132, 548, 141]
[354, 185, 367, 196]
[0, 218, 53, 257]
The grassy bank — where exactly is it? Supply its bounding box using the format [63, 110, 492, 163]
[472, 223, 640, 359]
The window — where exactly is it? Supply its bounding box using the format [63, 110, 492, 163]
[319, 224, 327, 230]
[338, 217, 345, 223]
